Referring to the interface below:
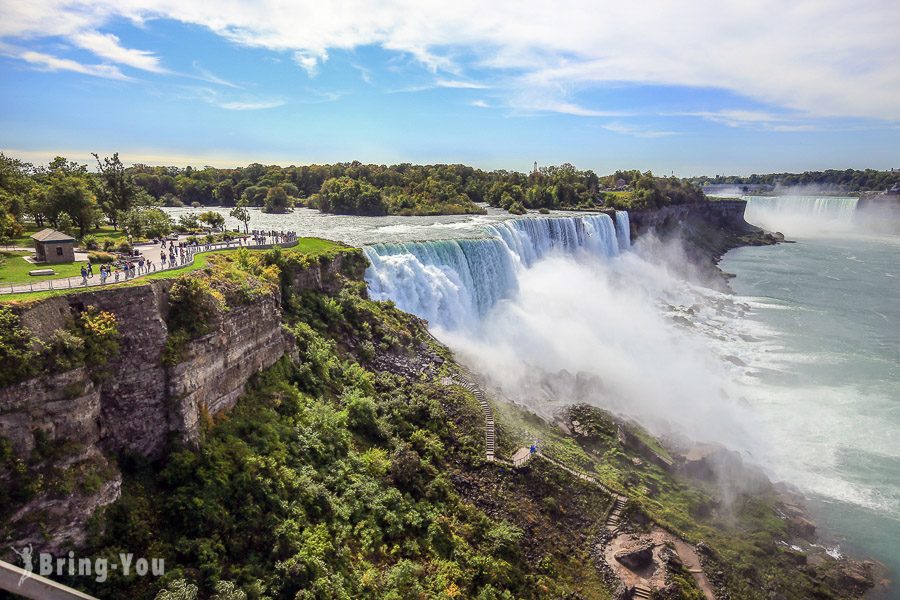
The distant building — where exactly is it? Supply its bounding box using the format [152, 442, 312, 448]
[888, 184, 900, 195]
[31, 228, 76, 264]
[615, 178, 627, 190]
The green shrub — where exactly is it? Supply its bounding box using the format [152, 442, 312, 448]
[81, 234, 100, 250]
[87, 251, 116, 264]
[508, 201, 526, 215]
[117, 241, 133, 254]
[102, 239, 116, 251]
[0, 307, 42, 386]
[77, 306, 120, 366]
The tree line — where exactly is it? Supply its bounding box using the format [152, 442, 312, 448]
[0, 153, 711, 245]
[125, 160, 706, 215]
[689, 169, 900, 192]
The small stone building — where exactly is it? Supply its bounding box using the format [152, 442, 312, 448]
[31, 228, 76, 264]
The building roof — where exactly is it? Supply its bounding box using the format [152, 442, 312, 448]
[31, 228, 76, 243]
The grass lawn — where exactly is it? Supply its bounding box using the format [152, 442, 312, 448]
[0, 251, 87, 285]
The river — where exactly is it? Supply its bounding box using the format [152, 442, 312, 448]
[722, 196, 899, 597]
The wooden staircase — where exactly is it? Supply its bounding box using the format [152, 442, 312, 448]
[633, 583, 652, 599]
[606, 494, 628, 532]
[448, 372, 495, 461]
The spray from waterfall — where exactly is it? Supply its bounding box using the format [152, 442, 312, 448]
[364, 212, 759, 452]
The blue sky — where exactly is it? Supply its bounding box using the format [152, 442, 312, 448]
[1, 0, 898, 176]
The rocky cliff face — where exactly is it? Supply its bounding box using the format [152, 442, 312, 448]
[629, 200, 756, 238]
[0, 250, 362, 550]
[2, 281, 291, 460]
[629, 200, 782, 288]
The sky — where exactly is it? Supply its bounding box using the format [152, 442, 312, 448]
[1, 0, 899, 176]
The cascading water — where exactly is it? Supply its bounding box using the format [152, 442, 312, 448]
[744, 195, 859, 235]
[615, 210, 631, 249]
[364, 213, 627, 329]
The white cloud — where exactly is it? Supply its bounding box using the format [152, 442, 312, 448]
[178, 86, 284, 110]
[71, 30, 166, 72]
[469, 99, 491, 108]
[435, 78, 488, 89]
[217, 99, 284, 110]
[1, 0, 898, 119]
[293, 50, 327, 77]
[602, 122, 678, 138]
[17, 50, 130, 80]
[682, 110, 819, 132]
[190, 61, 240, 88]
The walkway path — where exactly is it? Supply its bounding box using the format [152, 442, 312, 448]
[1, 235, 298, 295]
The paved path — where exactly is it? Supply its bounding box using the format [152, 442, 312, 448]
[1, 235, 298, 295]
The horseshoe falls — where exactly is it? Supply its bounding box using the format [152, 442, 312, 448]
[364, 213, 624, 330]
[744, 195, 859, 235]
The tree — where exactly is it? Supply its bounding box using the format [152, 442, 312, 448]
[45, 158, 101, 238]
[214, 180, 236, 206]
[93, 152, 139, 229]
[314, 177, 385, 215]
[122, 207, 173, 240]
[263, 185, 290, 214]
[240, 185, 268, 207]
[198, 210, 225, 231]
[229, 197, 251, 233]
[0, 154, 31, 242]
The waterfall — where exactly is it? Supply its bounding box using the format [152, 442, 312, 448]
[364, 213, 627, 329]
[615, 211, 631, 249]
[744, 196, 859, 234]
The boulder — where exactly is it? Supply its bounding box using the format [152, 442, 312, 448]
[614, 541, 654, 570]
[788, 514, 816, 539]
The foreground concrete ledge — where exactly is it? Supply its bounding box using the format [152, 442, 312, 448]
[0, 560, 98, 600]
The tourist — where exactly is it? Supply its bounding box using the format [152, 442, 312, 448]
[87, 262, 93, 277]
[80, 266, 87, 285]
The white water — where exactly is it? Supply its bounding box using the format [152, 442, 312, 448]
[364, 213, 624, 329]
